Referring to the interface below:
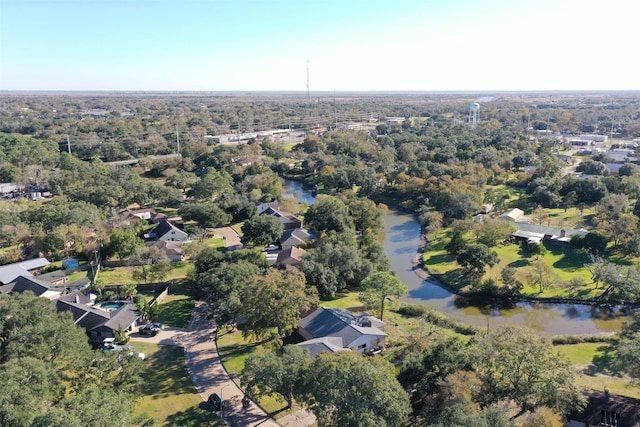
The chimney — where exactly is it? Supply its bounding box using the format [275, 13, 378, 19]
[560, 229, 566, 238]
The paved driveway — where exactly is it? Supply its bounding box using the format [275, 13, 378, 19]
[183, 302, 281, 427]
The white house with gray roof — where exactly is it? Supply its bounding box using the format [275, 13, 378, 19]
[298, 307, 387, 355]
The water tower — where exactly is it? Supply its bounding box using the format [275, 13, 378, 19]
[469, 102, 480, 126]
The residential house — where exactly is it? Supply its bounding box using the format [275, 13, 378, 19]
[0, 275, 62, 300]
[280, 228, 317, 250]
[0, 274, 91, 299]
[566, 389, 640, 427]
[257, 201, 281, 214]
[260, 206, 302, 230]
[0, 257, 50, 285]
[275, 247, 307, 268]
[145, 240, 184, 262]
[508, 223, 588, 246]
[55, 298, 140, 344]
[119, 208, 168, 225]
[297, 336, 349, 358]
[298, 307, 387, 355]
[145, 219, 189, 241]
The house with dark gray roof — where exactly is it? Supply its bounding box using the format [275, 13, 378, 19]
[280, 228, 317, 250]
[0, 275, 62, 300]
[55, 299, 140, 343]
[145, 218, 189, 241]
[566, 389, 640, 427]
[297, 336, 349, 358]
[260, 206, 302, 230]
[298, 307, 387, 355]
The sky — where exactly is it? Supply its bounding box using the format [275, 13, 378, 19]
[0, 0, 637, 92]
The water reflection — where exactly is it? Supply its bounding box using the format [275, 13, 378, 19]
[281, 179, 630, 335]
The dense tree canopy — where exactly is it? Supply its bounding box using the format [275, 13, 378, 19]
[0, 292, 143, 426]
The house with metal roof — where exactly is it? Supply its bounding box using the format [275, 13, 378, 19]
[0, 257, 50, 285]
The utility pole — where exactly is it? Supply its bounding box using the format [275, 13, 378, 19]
[67, 135, 71, 154]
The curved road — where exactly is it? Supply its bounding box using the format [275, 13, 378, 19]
[183, 302, 281, 427]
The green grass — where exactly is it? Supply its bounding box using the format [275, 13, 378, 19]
[320, 291, 364, 309]
[154, 285, 197, 329]
[99, 261, 192, 285]
[204, 238, 225, 248]
[131, 342, 220, 426]
[556, 342, 640, 398]
[424, 229, 602, 299]
[216, 328, 290, 418]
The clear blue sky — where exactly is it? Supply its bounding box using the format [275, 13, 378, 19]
[0, 0, 636, 91]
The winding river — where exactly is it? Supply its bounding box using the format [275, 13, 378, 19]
[283, 180, 629, 335]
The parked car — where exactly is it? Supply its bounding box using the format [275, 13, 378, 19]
[139, 324, 161, 336]
[264, 244, 279, 252]
[208, 393, 222, 411]
[101, 338, 133, 352]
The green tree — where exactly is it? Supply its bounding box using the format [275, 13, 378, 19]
[0, 292, 142, 425]
[178, 202, 232, 228]
[129, 245, 172, 284]
[359, 272, 408, 321]
[107, 227, 142, 260]
[476, 218, 516, 247]
[191, 168, 234, 200]
[241, 268, 318, 345]
[299, 351, 411, 427]
[456, 243, 499, 274]
[199, 260, 262, 326]
[165, 171, 198, 193]
[241, 345, 312, 409]
[471, 326, 583, 417]
[304, 195, 353, 233]
[527, 259, 555, 293]
[240, 215, 284, 247]
[445, 230, 467, 255]
[301, 231, 373, 297]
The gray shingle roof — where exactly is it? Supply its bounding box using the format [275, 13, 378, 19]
[298, 307, 386, 349]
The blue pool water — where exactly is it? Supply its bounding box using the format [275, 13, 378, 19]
[100, 301, 125, 310]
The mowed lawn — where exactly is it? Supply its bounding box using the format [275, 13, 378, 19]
[132, 342, 220, 427]
[556, 342, 640, 399]
[152, 284, 197, 329]
[424, 229, 602, 299]
[99, 261, 192, 285]
[216, 329, 290, 418]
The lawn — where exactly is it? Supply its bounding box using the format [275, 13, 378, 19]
[216, 328, 291, 418]
[556, 342, 640, 398]
[320, 291, 363, 309]
[131, 342, 220, 426]
[98, 261, 192, 285]
[154, 284, 197, 329]
[424, 229, 602, 299]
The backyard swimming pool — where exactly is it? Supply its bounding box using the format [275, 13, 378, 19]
[99, 301, 125, 311]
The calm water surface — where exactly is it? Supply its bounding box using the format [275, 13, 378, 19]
[283, 180, 628, 335]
